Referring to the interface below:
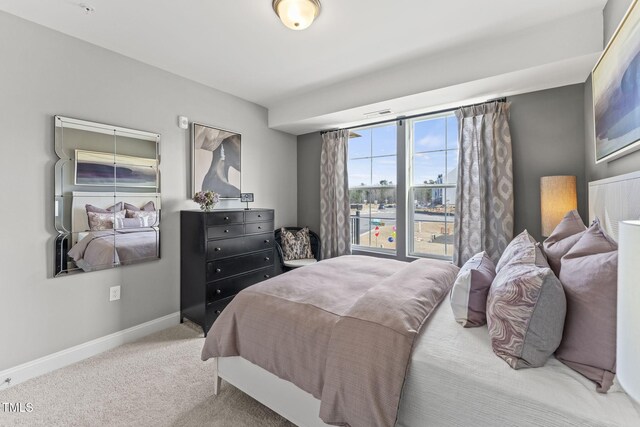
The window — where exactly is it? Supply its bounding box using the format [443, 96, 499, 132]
[409, 114, 458, 258]
[348, 124, 397, 253]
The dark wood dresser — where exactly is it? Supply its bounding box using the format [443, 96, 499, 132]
[180, 209, 275, 336]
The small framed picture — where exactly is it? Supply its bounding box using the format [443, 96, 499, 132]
[240, 193, 254, 203]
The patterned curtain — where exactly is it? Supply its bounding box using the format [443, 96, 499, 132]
[453, 101, 514, 266]
[320, 130, 352, 259]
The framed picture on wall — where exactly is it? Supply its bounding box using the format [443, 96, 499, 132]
[593, 0, 640, 163]
[191, 122, 241, 198]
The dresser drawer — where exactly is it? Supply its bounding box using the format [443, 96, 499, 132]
[245, 221, 273, 235]
[207, 224, 244, 240]
[244, 233, 274, 253]
[206, 237, 245, 261]
[207, 249, 274, 281]
[206, 296, 234, 325]
[206, 211, 244, 225]
[206, 233, 273, 261]
[245, 210, 274, 223]
[207, 267, 274, 303]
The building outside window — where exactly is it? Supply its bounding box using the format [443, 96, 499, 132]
[346, 112, 458, 260]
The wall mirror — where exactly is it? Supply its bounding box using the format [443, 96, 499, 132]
[54, 116, 161, 277]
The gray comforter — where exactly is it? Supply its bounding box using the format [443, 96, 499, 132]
[202, 255, 459, 427]
[67, 228, 159, 271]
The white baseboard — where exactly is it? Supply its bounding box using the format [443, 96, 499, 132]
[0, 312, 180, 390]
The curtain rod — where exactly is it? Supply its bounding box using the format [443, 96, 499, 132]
[320, 97, 507, 135]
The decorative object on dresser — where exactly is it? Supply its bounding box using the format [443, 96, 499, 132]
[593, 0, 640, 163]
[192, 122, 241, 198]
[540, 175, 577, 237]
[240, 192, 254, 210]
[180, 209, 275, 336]
[193, 190, 220, 212]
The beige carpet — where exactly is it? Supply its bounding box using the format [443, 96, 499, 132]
[0, 323, 294, 427]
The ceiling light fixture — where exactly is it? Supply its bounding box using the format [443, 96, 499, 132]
[272, 0, 321, 31]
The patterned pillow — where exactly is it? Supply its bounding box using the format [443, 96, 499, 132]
[127, 210, 158, 227]
[487, 262, 566, 369]
[450, 251, 496, 327]
[87, 211, 125, 231]
[280, 227, 314, 261]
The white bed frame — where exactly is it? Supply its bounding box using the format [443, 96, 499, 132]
[211, 170, 640, 427]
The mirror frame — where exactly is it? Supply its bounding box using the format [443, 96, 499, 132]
[53, 116, 161, 277]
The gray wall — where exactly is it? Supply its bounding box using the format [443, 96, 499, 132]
[0, 12, 297, 371]
[297, 84, 587, 246]
[297, 132, 322, 233]
[584, 0, 640, 184]
[510, 85, 587, 241]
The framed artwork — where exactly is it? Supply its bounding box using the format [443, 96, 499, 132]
[75, 149, 158, 187]
[240, 193, 254, 202]
[192, 122, 241, 198]
[593, 0, 640, 163]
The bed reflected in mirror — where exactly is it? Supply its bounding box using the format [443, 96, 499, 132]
[54, 116, 161, 277]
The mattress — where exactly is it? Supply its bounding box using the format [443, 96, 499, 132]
[397, 303, 640, 427]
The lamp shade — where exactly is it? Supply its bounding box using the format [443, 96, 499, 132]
[273, 0, 321, 30]
[618, 220, 640, 403]
[540, 175, 577, 237]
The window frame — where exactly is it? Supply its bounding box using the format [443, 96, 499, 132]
[407, 112, 458, 260]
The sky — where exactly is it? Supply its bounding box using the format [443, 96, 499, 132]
[348, 115, 458, 186]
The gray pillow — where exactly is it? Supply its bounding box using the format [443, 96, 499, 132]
[487, 262, 566, 369]
[450, 251, 496, 327]
[556, 219, 618, 393]
[543, 210, 586, 277]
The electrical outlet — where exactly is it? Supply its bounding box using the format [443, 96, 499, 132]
[109, 286, 121, 302]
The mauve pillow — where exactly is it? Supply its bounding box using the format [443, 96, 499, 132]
[556, 219, 618, 393]
[543, 210, 586, 277]
[450, 251, 496, 327]
[496, 230, 548, 272]
[487, 262, 566, 369]
[124, 201, 156, 212]
[85, 202, 123, 213]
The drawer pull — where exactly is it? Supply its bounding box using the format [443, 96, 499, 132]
[216, 289, 221, 294]
[264, 274, 270, 279]
[214, 247, 222, 251]
[258, 214, 262, 218]
[224, 216, 229, 220]
[224, 229, 229, 233]
[265, 257, 270, 261]
[215, 268, 221, 273]
[258, 226, 262, 229]
[264, 239, 270, 243]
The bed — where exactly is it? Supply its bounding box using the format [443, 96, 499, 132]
[66, 191, 161, 271]
[202, 172, 640, 427]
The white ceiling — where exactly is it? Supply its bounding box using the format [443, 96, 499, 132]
[0, 1, 607, 105]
